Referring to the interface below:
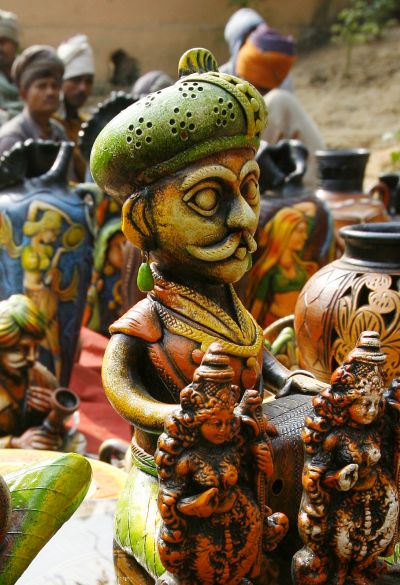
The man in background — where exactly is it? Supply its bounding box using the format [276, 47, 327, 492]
[56, 34, 95, 181]
[0, 10, 23, 121]
[0, 45, 67, 157]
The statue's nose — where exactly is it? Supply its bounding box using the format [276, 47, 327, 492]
[226, 193, 257, 233]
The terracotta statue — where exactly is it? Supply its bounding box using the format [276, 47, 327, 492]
[91, 48, 323, 583]
[155, 343, 288, 585]
[0, 294, 82, 451]
[292, 331, 400, 585]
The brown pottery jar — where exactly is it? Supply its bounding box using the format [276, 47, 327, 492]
[294, 222, 400, 383]
[315, 149, 389, 251]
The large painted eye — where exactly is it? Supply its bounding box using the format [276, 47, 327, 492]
[241, 175, 259, 206]
[183, 181, 221, 217]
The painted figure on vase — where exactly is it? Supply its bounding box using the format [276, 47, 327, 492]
[155, 343, 288, 585]
[247, 205, 318, 327]
[292, 331, 400, 585]
[83, 217, 125, 335]
[91, 48, 323, 583]
[0, 201, 85, 379]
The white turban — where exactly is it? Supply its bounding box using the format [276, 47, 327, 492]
[0, 10, 19, 44]
[57, 34, 95, 80]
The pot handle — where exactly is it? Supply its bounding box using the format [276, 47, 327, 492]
[369, 181, 390, 210]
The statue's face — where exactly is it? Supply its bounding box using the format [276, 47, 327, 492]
[149, 148, 260, 284]
[200, 408, 233, 445]
[0, 335, 38, 381]
[348, 367, 384, 425]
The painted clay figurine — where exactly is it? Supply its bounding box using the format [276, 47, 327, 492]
[91, 48, 323, 583]
[155, 343, 288, 585]
[0, 294, 82, 451]
[292, 330, 400, 585]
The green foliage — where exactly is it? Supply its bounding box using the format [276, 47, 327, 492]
[331, 0, 397, 74]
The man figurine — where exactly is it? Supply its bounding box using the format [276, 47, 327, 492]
[56, 34, 95, 181]
[0, 45, 67, 157]
[0, 9, 23, 121]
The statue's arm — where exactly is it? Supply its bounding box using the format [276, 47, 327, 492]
[102, 333, 175, 434]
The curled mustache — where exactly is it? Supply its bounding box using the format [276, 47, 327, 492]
[187, 231, 257, 262]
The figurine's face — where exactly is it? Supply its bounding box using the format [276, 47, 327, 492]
[0, 335, 38, 380]
[287, 221, 308, 252]
[149, 148, 260, 284]
[41, 229, 58, 244]
[348, 369, 384, 425]
[200, 408, 233, 445]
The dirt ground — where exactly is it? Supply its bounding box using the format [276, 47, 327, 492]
[292, 24, 400, 187]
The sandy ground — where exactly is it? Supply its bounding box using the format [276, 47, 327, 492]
[292, 24, 400, 187]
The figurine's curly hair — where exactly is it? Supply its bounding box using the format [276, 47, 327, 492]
[302, 357, 386, 456]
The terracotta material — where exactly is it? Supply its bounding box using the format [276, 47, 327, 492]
[91, 48, 325, 584]
[155, 343, 288, 585]
[295, 222, 400, 384]
[293, 331, 400, 585]
[315, 149, 389, 251]
[244, 140, 334, 328]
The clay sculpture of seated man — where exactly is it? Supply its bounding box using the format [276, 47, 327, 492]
[90, 47, 325, 584]
[0, 293, 80, 450]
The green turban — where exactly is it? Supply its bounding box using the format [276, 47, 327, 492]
[90, 48, 267, 203]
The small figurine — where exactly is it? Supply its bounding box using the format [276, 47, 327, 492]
[155, 343, 288, 585]
[292, 331, 400, 585]
[0, 294, 83, 451]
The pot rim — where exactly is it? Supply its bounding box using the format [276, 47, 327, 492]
[315, 148, 370, 158]
[340, 222, 400, 240]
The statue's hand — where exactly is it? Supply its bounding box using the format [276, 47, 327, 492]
[336, 463, 359, 491]
[251, 442, 274, 477]
[10, 427, 62, 450]
[177, 487, 219, 518]
[277, 372, 328, 397]
[26, 386, 53, 413]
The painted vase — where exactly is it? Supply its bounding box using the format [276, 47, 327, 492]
[0, 140, 94, 385]
[244, 140, 335, 328]
[315, 148, 389, 251]
[79, 91, 135, 335]
[294, 222, 400, 384]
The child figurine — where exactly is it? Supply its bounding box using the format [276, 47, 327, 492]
[293, 331, 400, 585]
[155, 342, 288, 585]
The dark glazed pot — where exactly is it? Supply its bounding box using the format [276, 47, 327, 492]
[315, 149, 389, 251]
[0, 140, 94, 385]
[294, 222, 400, 383]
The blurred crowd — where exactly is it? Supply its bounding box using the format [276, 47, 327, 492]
[0, 7, 324, 186]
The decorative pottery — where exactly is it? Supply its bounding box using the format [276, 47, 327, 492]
[244, 139, 334, 327]
[369, 171, 400, 218]
[315, 149, 389, 251]
[79, 91, 135, 335]
[294, 222, 400, 384]
[0, 140, 94, 385]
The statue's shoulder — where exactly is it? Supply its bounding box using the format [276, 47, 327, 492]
[109, 297, 162, 342]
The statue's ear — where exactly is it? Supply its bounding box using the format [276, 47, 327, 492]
[122, 192, 154, 250]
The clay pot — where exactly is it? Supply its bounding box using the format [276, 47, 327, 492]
[243, 139, 334, 327]
[315, 149, 389, 251]
[369, 171, 400, 218]
[0, 140, 94, 385]
[294, 222, 400, 384]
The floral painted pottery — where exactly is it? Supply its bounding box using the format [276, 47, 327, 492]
[294, 222, 400, 384]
